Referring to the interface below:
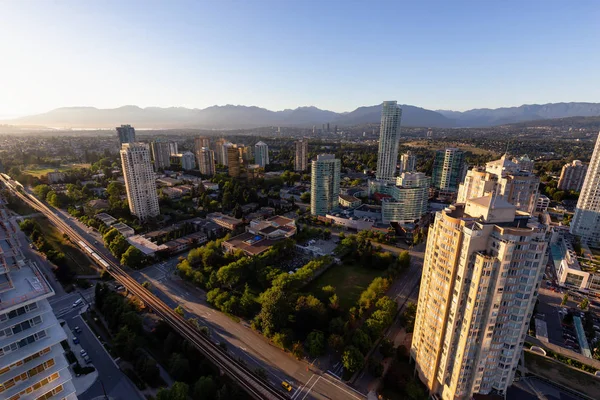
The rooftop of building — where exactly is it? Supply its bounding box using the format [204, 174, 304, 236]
[223, 232, 276, 256]
[95, 212, 117, 226]
[127, 235, 168, 255]
[446, 196, 533, 228]
[0, 260, 54, 311]
[207, 212, 244, 228]
[339, 194, 360, 202]
[356, 204, 382, 212]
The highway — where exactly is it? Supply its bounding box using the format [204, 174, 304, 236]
[1, 175, 367, 400]
[0, 175, 288, 400]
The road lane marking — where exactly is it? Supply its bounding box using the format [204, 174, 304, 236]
[300, 375, 321, 400]
[321, 374, 366, 399]
[291, 374, 316, 400]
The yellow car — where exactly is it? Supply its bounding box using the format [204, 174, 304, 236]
[281, 381, 293, 392]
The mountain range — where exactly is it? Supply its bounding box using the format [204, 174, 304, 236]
[4, 102, 600, 130]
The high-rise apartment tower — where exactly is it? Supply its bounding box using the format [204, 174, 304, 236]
[255, 141, 269, 168]
[411, 196, 546, 399]
[150, 140, 172, 172]
[399, 151, 417, 173]
[116, 124, 136, 145]
[0, 198, 76, 400]
[227, 146, 241, 178]
[432, 148, 467, 196]
[310, 154, 341, 216]
[558, 160, 587, 192]
[295, 139, 309, 172]
[571, 133, 600, 244]
[376, 101, 402, 182]
[197, 147, 215, 176]
[120, 143, 160, 220]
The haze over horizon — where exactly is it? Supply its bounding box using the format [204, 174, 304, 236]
[1, 0, 598, 118]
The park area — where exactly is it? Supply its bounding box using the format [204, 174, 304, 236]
[304, 262, 383, 310]
[34, 217, 97, 276]
[22, 163, 91, 177]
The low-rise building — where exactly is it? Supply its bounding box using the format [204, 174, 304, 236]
[338, 194, 362, 208]
[207, 212, 244, 231]
[95, 212, 117, 226]
[354, 204, 382, 220]
[552, 232, 600, 296]
[223, 215, 295, 256]
[163, 232, 208, 254]
[127, 235, 169, 256]
[325, 214, 375, 231]
[156, 177, 181, 187]
[201, 181, 219, 191]
[46, 171, 65, 184]
[87, 199, 109, 211]
[245, 207, 275, 222]
[112, 222, 135, 238]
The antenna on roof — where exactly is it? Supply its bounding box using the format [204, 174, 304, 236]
[505, 141, 511, 157]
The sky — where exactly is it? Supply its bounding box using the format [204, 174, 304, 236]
[0, 0, 599, 118]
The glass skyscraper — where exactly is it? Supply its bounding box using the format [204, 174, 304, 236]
[375, 101, 402, 182]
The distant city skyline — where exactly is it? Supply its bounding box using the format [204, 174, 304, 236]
[1, 1, 599, 117]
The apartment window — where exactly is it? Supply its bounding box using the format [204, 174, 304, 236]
[36, 384, 63, 400]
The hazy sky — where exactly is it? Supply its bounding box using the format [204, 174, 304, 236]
[1, 0, 599, 118]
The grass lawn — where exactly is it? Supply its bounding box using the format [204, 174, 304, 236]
[22, 163, 91, 178]
[404, 140, 498, 156]
[304, 262, 383, 310]
[524, 351, 600, 399]
[34, 217, 98, 276]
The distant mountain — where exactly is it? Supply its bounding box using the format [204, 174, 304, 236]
[438, 102, 600, 127]
[335, 104, 455, 127]
[3, 103, 455, 129]
[5, 101, 600, 130]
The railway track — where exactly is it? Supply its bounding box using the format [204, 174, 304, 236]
[1, 175, 288, 400]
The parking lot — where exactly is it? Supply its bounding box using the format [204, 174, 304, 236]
[536, 283, 600, 355]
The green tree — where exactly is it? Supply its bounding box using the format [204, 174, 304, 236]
[294, 295, 327, 334]
[109, 234, 129, 259]
[327, 334, 344, 353]
[121, 246, 145, 269]
[300, 192, 310, 203]
[342, 346, 364, 374]
[168, 353, 190, 382]
[352, 328, 372, 355]
[398, 250, 411, 269]
[193, 376, 217, 400]
[157, 381, 189, 400]
[579, 298, 589, 310]
[379, 338, 394, 358]
[239, 284, 257, 317]
[174, 305, 185, 317]
[561, 293, 569, 306]
[256, 286, 290, 337]
[113, 326, 138, 360]
[291, 341, 304, 359]
[33, 184, 51, 199]
[305, 331, 326, 357]
[103, 228, 119, 246]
